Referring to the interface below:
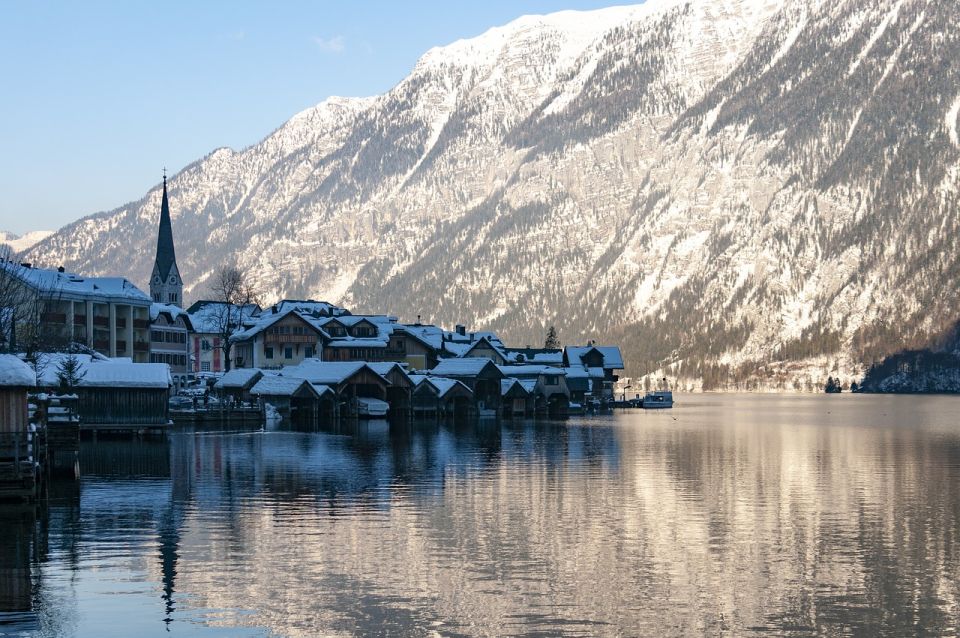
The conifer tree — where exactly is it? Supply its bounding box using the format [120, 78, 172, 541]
[544, 326, 560, 349]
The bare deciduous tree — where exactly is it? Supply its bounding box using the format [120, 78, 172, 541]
[209, 264, 261, 372]
[1, 245, 73, 363]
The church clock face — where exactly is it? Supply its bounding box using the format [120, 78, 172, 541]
[169, 275, 178, 285]
[154, 275, 162, 284]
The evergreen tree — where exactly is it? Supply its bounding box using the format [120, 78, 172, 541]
[824, 376, 841, 393]
[56, 352, 86, 392]
[544, 326, 560, 349]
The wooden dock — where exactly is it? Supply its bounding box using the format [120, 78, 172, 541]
[0, 434, 37, 502]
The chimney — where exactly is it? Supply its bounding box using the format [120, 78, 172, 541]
[58, 266, 65, 273]
[417, 314, 421, 324]
[456, 325, 466, 336]
[271, 305, 278, 314]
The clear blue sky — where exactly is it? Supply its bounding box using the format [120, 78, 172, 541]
[0, 1, 628, 235]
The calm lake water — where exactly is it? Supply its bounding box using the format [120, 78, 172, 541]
[2, 394, 960, 637]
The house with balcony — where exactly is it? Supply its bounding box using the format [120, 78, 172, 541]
[231, 309, 325, 369]
[0, 261, 153, 362]
[150, 303, 193, 389]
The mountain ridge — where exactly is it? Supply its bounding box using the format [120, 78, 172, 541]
[24, 0, 960, 389]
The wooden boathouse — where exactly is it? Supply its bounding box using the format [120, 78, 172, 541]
[0, 355, 38, 501]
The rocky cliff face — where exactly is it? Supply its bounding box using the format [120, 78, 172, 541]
[26, 0, 960, 388]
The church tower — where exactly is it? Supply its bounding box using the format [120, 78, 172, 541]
[150, 172, 184, 307]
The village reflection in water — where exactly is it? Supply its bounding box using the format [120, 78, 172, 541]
[1, 394, 959, 637]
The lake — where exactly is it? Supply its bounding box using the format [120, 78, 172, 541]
[2, 394, 959, 636]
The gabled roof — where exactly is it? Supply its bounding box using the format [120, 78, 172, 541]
[394, 324, 444, 350]
[431, 357, 504, 378]
[250, 375, 329, 399]
[563, 345, 624, 370]
[283, 360, 389, 386]
[150, 303, 194, 330]
[367, 362, 413, 387]
[214, 368, 263, 390]
[269, 299, 348, 319]
[231, 308, 324, 342]
[501, 378, 530, 398]
[462, 336, 507, 360]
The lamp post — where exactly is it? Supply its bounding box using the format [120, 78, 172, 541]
[622, 384, 632, 402]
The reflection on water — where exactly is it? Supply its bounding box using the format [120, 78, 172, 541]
[2, 394, 960, 636]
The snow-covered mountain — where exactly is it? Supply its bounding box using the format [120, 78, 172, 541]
[25, 0, 960, 388]
[1, 230, 54, 254]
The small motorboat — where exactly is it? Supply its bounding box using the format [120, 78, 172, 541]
[642, 390, 674, 409]
[357, 397, 389, 418]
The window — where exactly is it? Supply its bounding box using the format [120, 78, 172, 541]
[545, 376, 558, 386]
[169, 293, 178, 303]
[305, 346, 314, 358]
[265, 347, 274, 359]
[201, 362, 211, 372]
[201, 339, 211, 351]
[284, 347, 293, 359]
[151, 330, 163, 341]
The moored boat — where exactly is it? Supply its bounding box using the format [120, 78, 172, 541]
[642, 391, 673, 409]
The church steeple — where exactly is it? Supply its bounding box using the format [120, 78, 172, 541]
[150, 170, 184, 307]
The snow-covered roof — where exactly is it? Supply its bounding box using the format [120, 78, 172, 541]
[565, 346, 624, 369]
[501, 378, 529, 397]
[80, 362, 171, 389]
[326, 338, 388, 348]
[503, 348, 564, 365]
[517, 379, 538, 394]
[497, 364, 566, 378]
[427, 377, 472, 398]
[441, 341, 473, 357]
[0, 261, 150, 304]
[283, 360, 386, 386]
[34, 353, 104, 387]
[367, 362, 412, 384]
[232, 308, 324, 342]
[431, 358, 502, 377]
[270, 299, 348, 318]
[250, 375, 318, 397]
[563, 366, 606, 379]
[395, 324, 444, 350]
[186, 301, 261, 335]
[0, 354, 35, 387]
[150, 303, 192, 328]
[214, 368, 263, 389]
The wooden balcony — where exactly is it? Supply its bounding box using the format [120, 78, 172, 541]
[93, 339, 110, 350]
[73, 314, 86, 326]
[40, 312, 66, 323]
[93, 316, 110, 327]
[134, 341, 150, 352]
[264, 334, 316, 344]
[133, 319, 151, 329]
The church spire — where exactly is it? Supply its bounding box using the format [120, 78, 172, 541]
[150, 170, 184, 306]
[155, 171, 177, 280]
